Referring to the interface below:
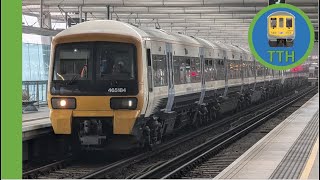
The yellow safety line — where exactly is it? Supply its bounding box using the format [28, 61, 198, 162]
[300, 137, 319, 179]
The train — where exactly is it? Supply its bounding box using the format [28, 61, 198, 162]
[48, 20, 308, 150]
[268, 11, 295, 47]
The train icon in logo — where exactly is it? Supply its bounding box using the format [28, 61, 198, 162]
[267, 11, 295, 47]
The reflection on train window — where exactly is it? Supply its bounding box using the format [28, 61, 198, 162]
[271, 18, 277, 28]
[286, 18, 293, 28]
[279, 18, 284, 28]
[96, 42, 136, 80]
[53, 46, 91, 81]
[153, 55, 167, 87]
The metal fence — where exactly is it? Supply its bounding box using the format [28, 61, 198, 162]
[22, 80, 48, 106]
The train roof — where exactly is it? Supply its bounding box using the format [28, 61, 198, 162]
[55, 20, 148, 40]
[55, 20, 251, 58]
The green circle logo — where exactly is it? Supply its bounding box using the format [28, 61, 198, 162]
[248, 4, 314, 70]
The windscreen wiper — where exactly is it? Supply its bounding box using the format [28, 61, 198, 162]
[65, 75, 79, 86]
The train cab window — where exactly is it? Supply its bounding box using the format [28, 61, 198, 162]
[271, 18, 277, 28]
[286, 18, 293, 28]
[53, 44, 92, 81]
[279, 18, 284, 28]
[152, 54, 167, 87]
[96, 42, 136, 80]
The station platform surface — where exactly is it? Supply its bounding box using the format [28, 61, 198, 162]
[23, 106, 52, 141]
[215, 93, 319, 180]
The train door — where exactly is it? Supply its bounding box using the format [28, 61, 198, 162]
[165, 43, 175, 112]
[145, 45, 154, 116]
[253, 59, 257, 90]
[199, 47, 206, 104]
[240, 55, 244, 93]
[223, 52, 228, 97]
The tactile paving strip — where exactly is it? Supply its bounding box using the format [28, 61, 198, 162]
[269, 110, 319, 179]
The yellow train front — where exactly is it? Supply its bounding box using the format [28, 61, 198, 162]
[268, 11, 295, 47]
[48, 21, 147, 150]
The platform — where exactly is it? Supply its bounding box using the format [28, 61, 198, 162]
[23, 106, 52, 141]
[215, 93, 319, 180]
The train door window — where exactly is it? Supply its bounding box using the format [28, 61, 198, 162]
[279, 18, 284, 28]
[173, 56, 182, 85]
[237, 61, 241, 78]
[195, 57, 201, 82]
[204, 59, 211, 81]
[209, 59, 215, 80]
[248, 62, 251, 78]
[185, 58, 191, 83]
[247, 62, 250, 78]
[286, 18, 293, 28]
[179, 57, 186, 84]
[216, 59, 224, 80]
[190, 58, 198, 83]
[152, 54, 167, 87]
[257, 63, 263, 77]
[242, 62, 247, 78]
[228, 61, 232, 79]
[271, 18, 277, 28]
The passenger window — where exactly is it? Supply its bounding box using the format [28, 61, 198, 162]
[271, 18, 277, 28]
[286, 18, 292, 28]
[152, 55, 167, 87]
[279, 18, 284, 28]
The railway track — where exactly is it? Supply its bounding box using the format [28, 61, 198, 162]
[23, 86, 315, 179]
[133, 87, 317, 179]
[183, 92, 317, 178]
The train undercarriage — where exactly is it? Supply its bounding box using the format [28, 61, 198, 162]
[70, 77, 307, 151]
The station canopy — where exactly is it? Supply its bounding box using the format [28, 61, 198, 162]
[23, 0, 318, 46]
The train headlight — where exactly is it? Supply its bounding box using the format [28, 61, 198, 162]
[51, 98, 76, 109]
[110, 97, 137, 110]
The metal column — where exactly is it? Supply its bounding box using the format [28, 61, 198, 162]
[40, 0, 43, 28]
[79, 6, 82, 23]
